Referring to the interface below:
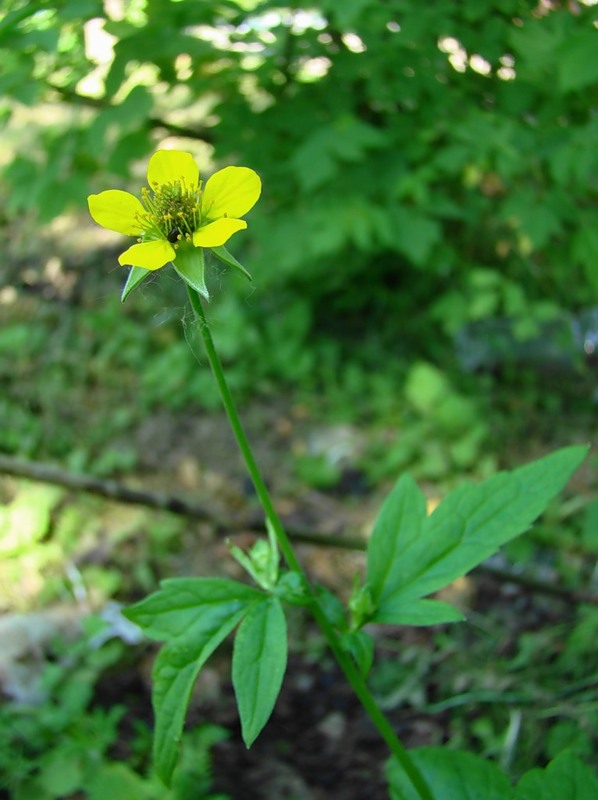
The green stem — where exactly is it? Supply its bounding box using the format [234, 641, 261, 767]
[186, 286, 435, 800]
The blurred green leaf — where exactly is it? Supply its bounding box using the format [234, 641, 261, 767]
[404, 362, 449, 416]
[87, 763, 155, 800]
[515, 750, 598, 799]
[558, 32, 598, 93]
[387, 747, 511, 799]
[390, 207, 441, 266]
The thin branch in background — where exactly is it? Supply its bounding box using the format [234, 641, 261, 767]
[46, 81, 212, 142]
[0, 453, 596, 607]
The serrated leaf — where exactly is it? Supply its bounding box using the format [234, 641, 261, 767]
[125, 578, 264, 638]
[366, 473, 427, 604]
[515, 750, 598, 800]
[368, 446, 587, 623]
[174, 246, 209, 300]
[150, 617, 242, 786]
[373, 598, 465, 626]
[210, 245, 252, 281]
[232, 596, 287, 748]
[387, 747, 512, 800]
[121, 265, 151, 302]
[125, 578, 264, 784]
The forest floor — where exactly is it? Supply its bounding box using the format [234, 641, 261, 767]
[1, 213, 598, 799]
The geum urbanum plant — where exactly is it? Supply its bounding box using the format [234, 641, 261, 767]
[89, 150, 597, 800]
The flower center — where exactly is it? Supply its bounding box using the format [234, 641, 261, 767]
[137, 180, 203, 245]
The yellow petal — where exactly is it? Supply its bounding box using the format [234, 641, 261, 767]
[202, 166, 261, 221]
[88, 190, 145, 235]
[147, 150, 199, 191]
[118, 240, 175, 270]
[193, 218, 247, 247]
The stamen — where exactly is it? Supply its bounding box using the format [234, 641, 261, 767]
[137, 178, 203, 242]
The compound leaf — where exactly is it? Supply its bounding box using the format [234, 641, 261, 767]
[368, 446, 587, 624]
[126, 578, 263, 784]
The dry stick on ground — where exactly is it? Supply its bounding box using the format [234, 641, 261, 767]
[1, 453, 596, 607]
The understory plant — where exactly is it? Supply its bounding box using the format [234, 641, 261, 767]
[89, 150, 596, 799]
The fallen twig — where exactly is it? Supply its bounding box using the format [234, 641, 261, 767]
[0, 453, 596, 606]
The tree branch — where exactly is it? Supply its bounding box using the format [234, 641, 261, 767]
[46, 82, 213, 142]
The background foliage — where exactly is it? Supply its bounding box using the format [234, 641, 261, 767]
[2, 0, 597, 385]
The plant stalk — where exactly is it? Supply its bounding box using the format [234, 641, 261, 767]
[186, 285, 435, 800]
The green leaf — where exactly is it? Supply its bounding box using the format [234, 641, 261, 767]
[174, 246, 209, 300]
[38, 751, 84, 796]
[121, 266, 151, 303]
[366, 473, 427, 604]
[315, 585, 349, 631]
[387, 747, 512, 799]
[341, 629, 374, 677]
[367, 446, 587, 623]
[503, 190, 562, 249]
[572, 225, 598, 293]
[87, 763, 152, 800]
[404, 362, 451, 416]
[275, 571, 310, 606]
[210, 245, 252, 281]
[373, 598, 465, 626]
[515, 750, 598, 799]
[125, 579, 264, 784]
[232, 596, 287, 748]
[112, 84, 153, 131]
[125, 578, 264, 638]
[391, 207, 442, 266]
[558, 32, 598, 93]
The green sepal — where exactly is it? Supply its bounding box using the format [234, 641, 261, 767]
[210, 244, 252, 281]
[121, 266, 151, 302]
[173, 246, 209, 300]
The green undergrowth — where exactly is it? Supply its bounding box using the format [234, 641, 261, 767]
[1, 430, 597, 792]
[0, 479, 230, 799]
[3, 247, 593, 492]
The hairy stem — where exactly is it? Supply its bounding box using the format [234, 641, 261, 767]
[186, 285, 435, 800]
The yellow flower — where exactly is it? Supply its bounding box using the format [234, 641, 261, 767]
[88, 150, 261, 272]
